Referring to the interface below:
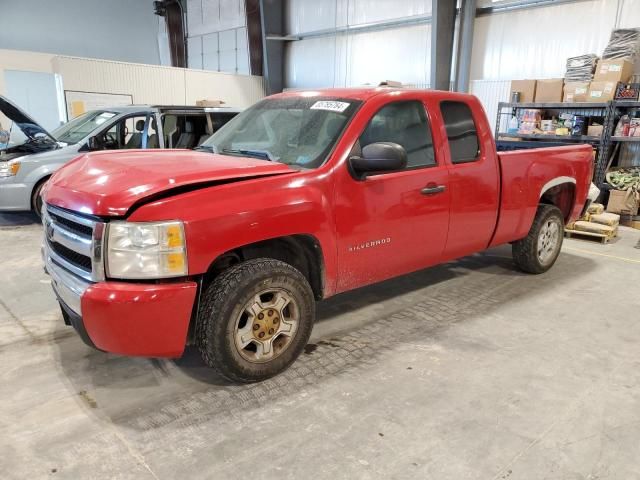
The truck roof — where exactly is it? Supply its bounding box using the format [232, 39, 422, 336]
[275, 87, 477, 102]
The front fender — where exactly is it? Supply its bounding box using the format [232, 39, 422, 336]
[127, 171, 338, 296]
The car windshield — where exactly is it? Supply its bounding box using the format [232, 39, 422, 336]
[52, 110, 118, 144]
[201, 97, 362, 168]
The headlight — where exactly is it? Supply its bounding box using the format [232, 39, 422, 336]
[106, 221, 187, 279]
[0, 160, 20, 177]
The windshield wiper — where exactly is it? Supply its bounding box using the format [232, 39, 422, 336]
[221, 148, 277, 162]
[194, 145, 215, 153]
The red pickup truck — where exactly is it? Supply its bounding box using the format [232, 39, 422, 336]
[42, 88, 592, 382]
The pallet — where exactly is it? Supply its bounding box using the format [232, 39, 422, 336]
[565, 228, 613, 244]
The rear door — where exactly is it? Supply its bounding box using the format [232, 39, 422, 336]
[333, 97, 450, 292]
[435, 99, 500, 260]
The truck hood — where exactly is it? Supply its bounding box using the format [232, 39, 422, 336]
[0, 95, 57, 143]
[44, 150, 296, 216]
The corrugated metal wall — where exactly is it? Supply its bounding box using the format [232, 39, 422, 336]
[283, 0, 640, 134]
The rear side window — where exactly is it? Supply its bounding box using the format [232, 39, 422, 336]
[440, 101, 480, 163]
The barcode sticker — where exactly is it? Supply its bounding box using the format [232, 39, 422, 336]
[310, 101, 350, 113]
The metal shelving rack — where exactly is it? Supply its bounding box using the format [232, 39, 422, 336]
[495, 102, 611, 183]
[598, 101, 640, 184]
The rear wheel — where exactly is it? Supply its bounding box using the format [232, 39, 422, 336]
[31, 178, 49, 220]
[512, 204, 564, 274]
[196, 258, 315, 383]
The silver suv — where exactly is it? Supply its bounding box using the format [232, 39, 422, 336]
[0, 97, 240, 217]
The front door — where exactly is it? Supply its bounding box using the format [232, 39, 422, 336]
[333, 99, 450, 292]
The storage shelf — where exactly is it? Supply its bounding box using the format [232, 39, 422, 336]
[497, 133, 601, 142]
[498, 102, 608, 109]
[611, 136, 640, 142]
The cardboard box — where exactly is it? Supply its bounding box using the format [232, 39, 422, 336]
[587, 81, 618, 102]
[607, 189, 639, 216]
[535, 79, 564, 102]
[593, 59, 634, 83]
[195, 99, 226, 107]
[587, 124, 603, 137]
[510, 80, 536, 103]
[563, 82, 590, 102]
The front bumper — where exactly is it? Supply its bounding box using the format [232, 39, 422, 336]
[44, 243, 198, 358]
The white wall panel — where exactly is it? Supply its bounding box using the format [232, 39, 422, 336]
[189, 36, 204, 70]
[286, 23, 430, 89]
[185, 70, 265, 108]
[286, 0, 338, 34]
[469, 79, 511, 133]
[470, 0, 621, 80]
[618, 0, 640, 28]
[286, 0, 431, 34]
[347, 25, 430, 87]
[286, 37, 339, 88]
[346, 0, 431, 26]
[236, 27, 251, 75]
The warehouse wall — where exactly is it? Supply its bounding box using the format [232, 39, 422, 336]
[283, 0, 640, 89]
[0, 0, 163, 65]
[0, 49, 265, 127]
[471, 0, 640, 81]
[285, 0, 433, 88]
[187, 0, 251, 74]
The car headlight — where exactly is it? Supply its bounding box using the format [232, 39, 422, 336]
[106, 221, 188, 279]
[0, 160, 20, 177]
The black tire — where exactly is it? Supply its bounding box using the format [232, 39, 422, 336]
[512, 204, 564, 274]
[197, 258, 315, 383]
[31, 178, 48, 220]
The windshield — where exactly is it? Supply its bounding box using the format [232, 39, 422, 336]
[201, 97, 362, 168]
[52, 110, 118, 144]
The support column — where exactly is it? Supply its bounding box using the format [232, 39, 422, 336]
[430, 0, 457, 91]
[259, 0, 285, 94]
[455, 0, 476, 93]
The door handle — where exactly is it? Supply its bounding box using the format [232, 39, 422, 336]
[421, 184, 446, 195]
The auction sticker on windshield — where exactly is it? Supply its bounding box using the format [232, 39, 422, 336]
[310, 101, 350, 113]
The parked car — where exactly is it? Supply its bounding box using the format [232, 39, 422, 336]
[41, 87, 593, 383]
[0, 96, 240, 217]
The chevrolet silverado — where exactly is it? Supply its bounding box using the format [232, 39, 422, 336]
[41, 87, 593, 382]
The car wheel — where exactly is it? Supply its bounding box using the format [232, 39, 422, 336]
[512, 204, 564, 274]
[31, 179, 48, 220]
[197, 258, 315, 383]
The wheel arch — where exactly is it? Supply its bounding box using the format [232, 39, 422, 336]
[203, 234, 326, 301]
[539, 177, 576, 222]
[31, 174, 52, 211]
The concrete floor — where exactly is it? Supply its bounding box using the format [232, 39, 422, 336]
[1, 212, 639, 480]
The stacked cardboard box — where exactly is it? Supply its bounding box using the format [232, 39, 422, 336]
[535, 79, 564, 102]
[588, 59, 635, 102]
[510, 80, 537, 103]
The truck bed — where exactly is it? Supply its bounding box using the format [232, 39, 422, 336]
[490, 144, 593, 247]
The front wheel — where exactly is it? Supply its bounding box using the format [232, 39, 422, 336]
[196, 258, 315, 383]
[512, 204, 564, 274]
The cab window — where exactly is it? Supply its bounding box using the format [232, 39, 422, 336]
[440, 101, 480, 163]
[359, 100, 435, 168]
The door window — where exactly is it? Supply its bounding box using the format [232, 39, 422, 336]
[359, 101, 435, 168]
[440, 101, 480, 163]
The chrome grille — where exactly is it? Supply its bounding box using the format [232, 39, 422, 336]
[43, 205, 105, 282]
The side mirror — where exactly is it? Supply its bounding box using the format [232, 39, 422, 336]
[87, 136, 101, 151]
[348, 142, 407, 180]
